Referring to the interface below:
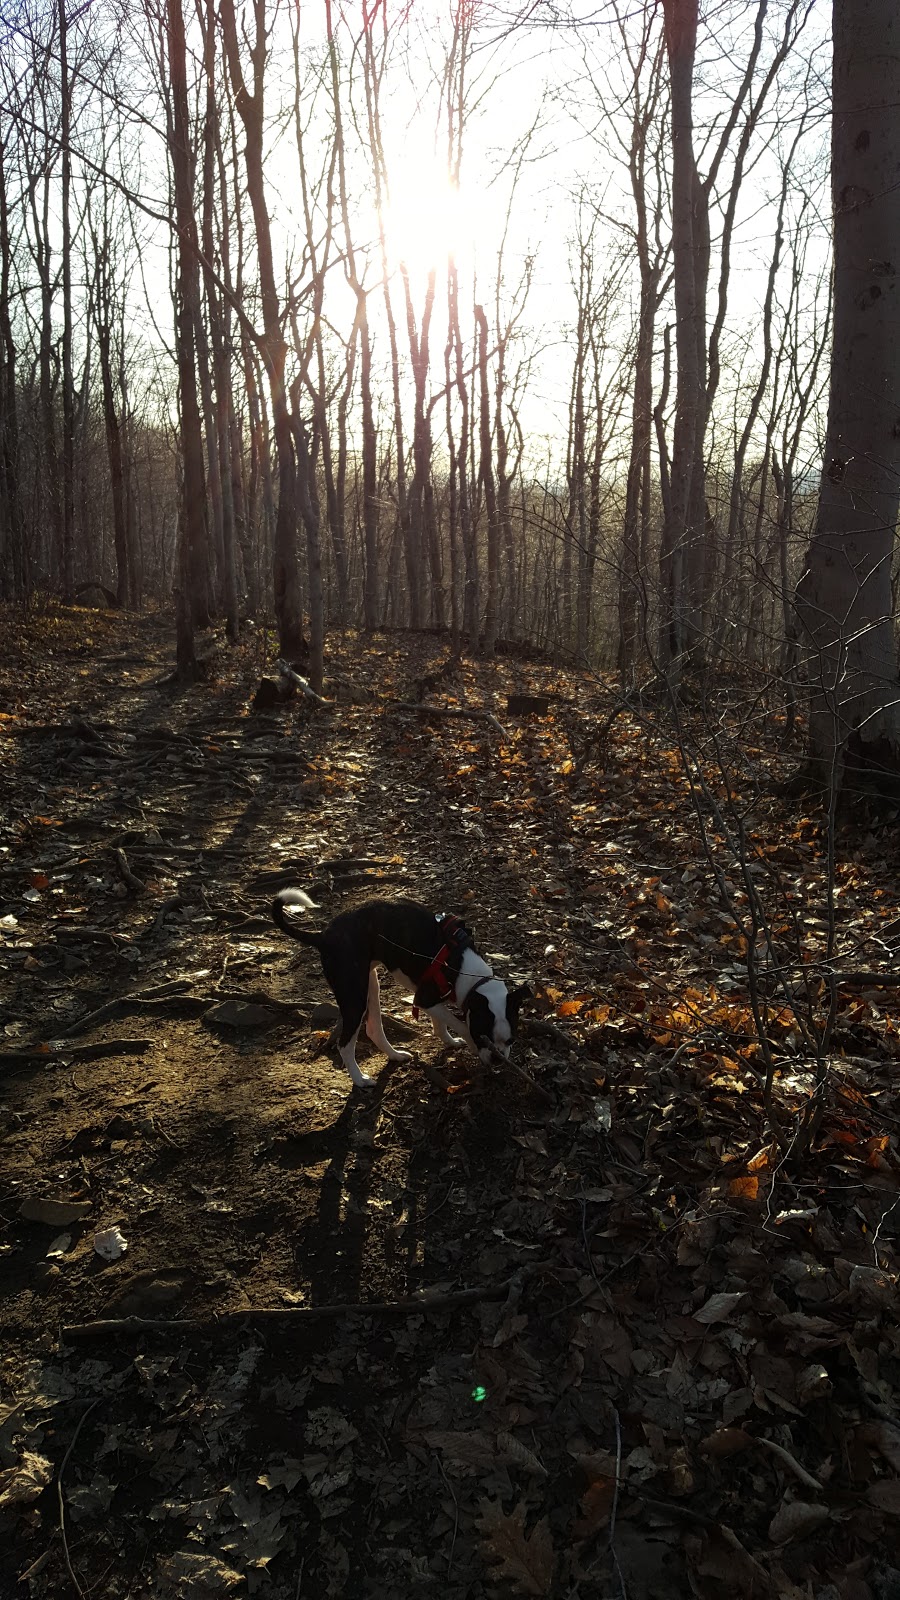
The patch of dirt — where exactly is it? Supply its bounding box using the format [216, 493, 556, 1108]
[1, 606, 899, 1600]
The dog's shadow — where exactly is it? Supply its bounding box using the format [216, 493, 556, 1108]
[271, 1054, 408, 1308]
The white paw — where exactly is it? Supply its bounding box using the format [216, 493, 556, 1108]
[387, 1048, 413, 1063]
[351, 1072, 376, 1088]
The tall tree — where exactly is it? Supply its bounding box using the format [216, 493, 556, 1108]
[220, 0, 308, 665]
[164, 0, 208, 664]
[658, 0, 700, 669]
[0, 131, 25, 599]
[58, 0, 75, 599]
[795, 0, 900, 790]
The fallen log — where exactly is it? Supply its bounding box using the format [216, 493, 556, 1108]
[276, 659, 331, 706]
[386, 699, 507, 736]
[0, 1038, 152, 1068]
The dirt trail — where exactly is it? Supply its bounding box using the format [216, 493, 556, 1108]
[2, 609, 899, 1600]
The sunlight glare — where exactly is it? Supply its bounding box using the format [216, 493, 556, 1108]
[380, 155, 481, 278]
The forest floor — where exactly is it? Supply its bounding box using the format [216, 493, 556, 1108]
[1, 604, 900, 1600]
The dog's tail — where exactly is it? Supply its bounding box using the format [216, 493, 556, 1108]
[272, 888, 326, 949]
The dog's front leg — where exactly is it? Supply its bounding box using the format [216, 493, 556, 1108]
[428, 1003, 466, 1048]
[365, 968, 412, 1062]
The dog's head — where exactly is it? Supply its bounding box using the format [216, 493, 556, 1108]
[466, 980, 530, 1064]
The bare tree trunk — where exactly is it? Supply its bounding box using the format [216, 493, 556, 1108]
[0, 136, 25, 599]
[362, 10, 409, 633]
[444, 337, 461, 646]
[448, 258, 477, 641]
[163, 0, 208, 661]
[200, 0, 238, 640]
[795, 0, 900, 791]
[221, 0, 305, 662]
[29, 162, 63, 587]
[659, 0, 700, 669]
[58, 0, 75, 600]
[475, 304, 500, 654]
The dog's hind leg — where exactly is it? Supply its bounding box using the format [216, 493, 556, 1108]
[325, 960, 376, 1088]
[365, 967, 412, 1063]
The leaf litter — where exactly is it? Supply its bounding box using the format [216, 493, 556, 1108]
[1, 608, 900, 1597]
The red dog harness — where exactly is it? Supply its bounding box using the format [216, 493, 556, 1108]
[412, 914, 471, 1016]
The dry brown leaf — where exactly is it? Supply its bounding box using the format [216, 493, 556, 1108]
[728, 1176, 759, 1201]
[767, 1499, 830, 1545]
[699, 1427, 753, 1459]
[858, 1421, 900, 1473]
[867, 1478, 900, 1515]
[685, 1527, 772, 1599]
[477, 1497, 554, 1596]
[0, 1451, 53, 1508]
[572, 1476, 614, 1539]
[694, 1291, 746, 1325]
[423, 1430, 496, 1473]
[497, 1430, 548, 1479]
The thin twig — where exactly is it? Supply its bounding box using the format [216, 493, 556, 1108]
[609, 1408, 627, 1600]
[63, 1265, 547, 1343]
[436, 1456, 460, 1579]
[754, 1435, 823, 1493]
[57, 1400, 100, 1600]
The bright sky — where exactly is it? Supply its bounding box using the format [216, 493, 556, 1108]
[4, 0, 832, 473]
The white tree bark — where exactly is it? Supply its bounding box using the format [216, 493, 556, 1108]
[796, 0, 900, 788]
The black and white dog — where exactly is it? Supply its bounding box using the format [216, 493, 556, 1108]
[271, 890, 527, 1088]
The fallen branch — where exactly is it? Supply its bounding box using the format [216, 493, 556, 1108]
[386, 699, 507, 736]
[276, 658, 331, 706]
[830, 971, 900, 988]
[112, 847, 146, 895]
[522, 1018, 577, 1050]
[62, 1264, 548, 1342]
[0, 1039, 152, 1068]
[754, 1435, 824, 1493]
[50, 925, 131, 946]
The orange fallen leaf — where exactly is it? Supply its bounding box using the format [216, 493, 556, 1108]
[728, 1176, 759, 1201]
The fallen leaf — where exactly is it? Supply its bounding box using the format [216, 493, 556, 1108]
[694, 1291, 746, 1325]
[154, 1550, 243, 1594]
[699, 1427, 753, 1459]
[422, 1430, 496, 1473]
[497, 1430, 548, 1479]
[768, 1499, 830, 1544]
[858, 1421, 900, 1473]
[727, 1176, 759, 1201]
[572, 1476, 614, 1538]
[0, 1451, 53, 1508]
[477, 1497, 554, 1595]
[867, 1479, 900, 1515]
